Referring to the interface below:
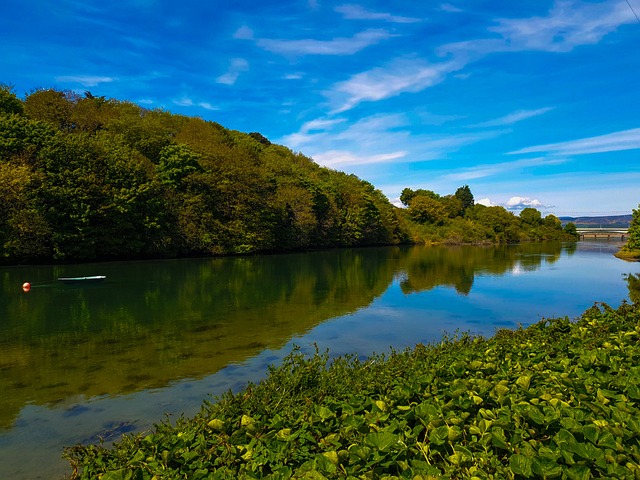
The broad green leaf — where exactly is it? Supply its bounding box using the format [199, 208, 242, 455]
[429, 426, 450, 446]
[509, 454, 533, 478]
[364, 432, 398, 451]
[532, 456, 563, 478]
[491, 427, 509, 450]
[314, 405, 335, 421]
[581, 424, 598, 444]
[516, 375, 532, 390]
[564, 464, 591, 480]
[526, 405, 545, 425]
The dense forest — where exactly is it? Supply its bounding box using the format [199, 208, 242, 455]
[0, 85, 577, 263]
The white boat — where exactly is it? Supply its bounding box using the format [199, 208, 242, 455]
[57, 275, 106, 284]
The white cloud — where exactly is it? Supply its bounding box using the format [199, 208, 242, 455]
[477, 198, 496, 207]
[475, 196, 551, 211]
[470, 107, 554, 128]
[233, 26, 254, 40]
[280, 113, 507, 169]
[440, 3, 463, 13]
[505, 196, 550, 211]
[490, 0, 636, 53]
[256, 29, 392, 56]
[312, 150, 408, 167]
[509, 127, 640, 155]
[173, 97, 194, 107]
[216, 58, 249, 85]
[335, 4, 421, 23]
[441, 157, 568, 182]
[440, 0, 636, 59]
[327, 57, 463, 112]
[173, 96, 218, 110]
[55, 75, 115, 86]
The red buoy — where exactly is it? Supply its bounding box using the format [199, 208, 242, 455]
[22, 282, 31, 292]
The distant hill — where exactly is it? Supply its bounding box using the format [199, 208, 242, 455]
[560, 215, 632, 229]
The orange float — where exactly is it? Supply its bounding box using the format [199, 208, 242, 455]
[22, 282, 31, 292]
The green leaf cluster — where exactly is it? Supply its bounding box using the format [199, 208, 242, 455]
[65, 301, 640, 479]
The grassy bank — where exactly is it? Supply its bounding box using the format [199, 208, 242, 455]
[64, 302, 640, 479]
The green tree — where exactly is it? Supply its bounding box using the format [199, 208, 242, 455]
[0, 162, 51, 259]
[454, 185, 474, 212]
[157, 144, 203, 189]
[519, 207, 542, 226]
[0, 84, 24, 115]
[409, 195, 447, 225]
[563, 222, 578, 237]
[626, 205, 640, 251]
[400, 188, 439, 206]
[24, 88, 76, 131]
[441, 195, 464, 219]
[543, 214, 562, 229]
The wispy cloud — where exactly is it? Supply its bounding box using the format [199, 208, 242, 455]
[173, 96, 218, 110]
[490, 0, 636, 53]
[441, 157, 568, 182]
[440, 3, 463, 13]
[335, 4, 421, 23]
[312, 150, 408, 167]
[233, 25, 254, 40]
[55, 75, 116, 86]
[327, 57, 463, 112]
[216, 58, 249, 85]
[470, 107, 554, 128]
[281, 113, 507, 168]
[256, 29, 392, 56]
[440, 0, 636, 58]
[509, 128, 640, 155]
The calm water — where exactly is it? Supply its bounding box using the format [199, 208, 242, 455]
[1, 241, 638, 479]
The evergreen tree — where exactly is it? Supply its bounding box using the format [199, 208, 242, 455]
[454, 185, 474, 212]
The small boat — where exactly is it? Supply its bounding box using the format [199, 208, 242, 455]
[58, 275, 106, 284]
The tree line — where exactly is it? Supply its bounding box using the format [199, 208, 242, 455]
[400, 186, 578, 244]
[0, 85, 577, 263]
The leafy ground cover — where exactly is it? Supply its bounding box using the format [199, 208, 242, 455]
[64, 302, 640, 479]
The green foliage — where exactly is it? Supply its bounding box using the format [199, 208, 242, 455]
[454, 184, 474, 212]
[0, 87, 412, 262]
[616, 204, 640, 260]
[409, 195, 447, 225]
[399, 187, 440, 206]
[0, 84, 24, 115]
[156, 144, 202, 188]
[626, 205, 640, 251]
[402, 186, 577, 245]
[564, 222, 578, 236]
[64, 302, 640, 479]
[519, 207, 542, 226]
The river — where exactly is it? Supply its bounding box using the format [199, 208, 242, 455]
[0, 241, 638, 479]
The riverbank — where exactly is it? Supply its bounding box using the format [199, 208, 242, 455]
[615, 248, 640, 261]
[64, 301, 640, 479]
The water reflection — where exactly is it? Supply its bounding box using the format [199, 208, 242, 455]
[625, 273, 640, 304]
[0, 241, 637, 479]
[0, 242, 577, 430]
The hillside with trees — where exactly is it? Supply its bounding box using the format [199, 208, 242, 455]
[0, 86, 413, 263]
[400, 187, 578, 244]
[0, 85, 577, 264]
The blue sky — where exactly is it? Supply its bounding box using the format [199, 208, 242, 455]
[2, 0, 639, 216]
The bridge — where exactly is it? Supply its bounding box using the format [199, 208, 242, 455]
[577, 228, 629, 241]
